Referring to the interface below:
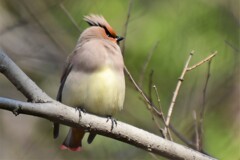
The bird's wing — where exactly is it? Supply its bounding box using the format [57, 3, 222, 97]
[54, 59, 73, 139]
[56, 63, 73, 102]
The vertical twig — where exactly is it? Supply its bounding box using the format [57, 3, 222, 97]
[148, 70, 154, 103]
[152, 85, 171, 139]
[149, 107, 166, 138]
[121, 0, 133, 56]
[165, 50, 195, 128]
[152, 85, 167, 127]
[193, 110, 200, 151]
[199, 60, 212, 150]
[139, 41, 160, 87]
[153, 85, 162, 111]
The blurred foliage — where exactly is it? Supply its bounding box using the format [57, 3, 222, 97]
[0, 0, 239, 159]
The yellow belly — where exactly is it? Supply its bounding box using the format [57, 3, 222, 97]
[62, 67, 125, 116]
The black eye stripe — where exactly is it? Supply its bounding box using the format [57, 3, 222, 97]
[104, 27, 112, 37]
[101, 25, 115, 38]
[101, 26, 115, 38]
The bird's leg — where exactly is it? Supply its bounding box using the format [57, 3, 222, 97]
[106, 116, 117, 131]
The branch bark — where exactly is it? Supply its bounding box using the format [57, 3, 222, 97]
[0, 50, 216, 160]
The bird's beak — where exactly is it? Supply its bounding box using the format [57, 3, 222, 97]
[116, 36, 124, 43]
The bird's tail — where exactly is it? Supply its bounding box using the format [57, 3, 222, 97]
[60, 127, 85, 151]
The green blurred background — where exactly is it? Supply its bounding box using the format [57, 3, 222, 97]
[0, 0, 239, 159]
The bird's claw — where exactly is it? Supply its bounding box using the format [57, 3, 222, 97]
[106, 116, 117, 131]
[75, 107, 86, 119]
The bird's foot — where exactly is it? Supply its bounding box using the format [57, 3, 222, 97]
[75, 107, 86, 119]
[106, 116, 117, 131]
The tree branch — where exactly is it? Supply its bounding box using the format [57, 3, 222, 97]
[187, 52, 217, 71]
[0, 50, 216, 160]
[165, 51, 195, 127]
[0, 50, 51, 103]
[120, 0, 133, 56]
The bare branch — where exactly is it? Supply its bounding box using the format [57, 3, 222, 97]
[125, 66, 173, 140]
[152, 85, 168, 138]
[153, 85, 164, 119]
[0, 50, 51, 102]
[199, 60, 212, 150]
[120, 0, 133, 56]
[193, 110, 200, 151]
[124, 66, 151, 105]
[187, 52, 217, 71]
[148, 70, 154, 103]
[165, 50, 195, 127]
[225, 40, 239, 53]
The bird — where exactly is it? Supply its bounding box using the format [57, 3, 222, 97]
[53, 14, 125, 151]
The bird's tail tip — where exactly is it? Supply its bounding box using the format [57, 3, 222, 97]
[60, 144, 82, 152]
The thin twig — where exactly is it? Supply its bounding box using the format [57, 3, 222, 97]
[165, 50, 195, 127]
[139, 41, 160, 87]
[125, 65, 173, 140]
[153, 85, 163, 112]
[59, 3, 82, 32]
[149, 105, 165, 138]
[148, 70, 154, 103]
[152, 85, 168, 138]
[187, 52, 217, 71]
[124, 66, 163, 118]
[120, 0, 133, 56]
[193, 110, 200, 151]
[124, 66, 151, 105]
[199, 60, 212, 150]
[225, 40, 239, 53]
[152, 85, 168, 128]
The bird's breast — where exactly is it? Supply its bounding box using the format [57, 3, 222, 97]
[62, 66, 125, 116]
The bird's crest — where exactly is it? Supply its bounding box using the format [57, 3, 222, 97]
[84, 14, 117, 38]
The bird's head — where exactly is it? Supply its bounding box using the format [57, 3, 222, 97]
[81, 14, 124, 44]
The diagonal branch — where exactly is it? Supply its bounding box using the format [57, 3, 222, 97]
[0, 50, 216, 160]
[0, 50, 51, 103]
[165, 50, 195, 127]
[187, 52, 217, 71]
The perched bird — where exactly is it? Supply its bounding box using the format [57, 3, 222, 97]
[53, 14, 125, 151]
